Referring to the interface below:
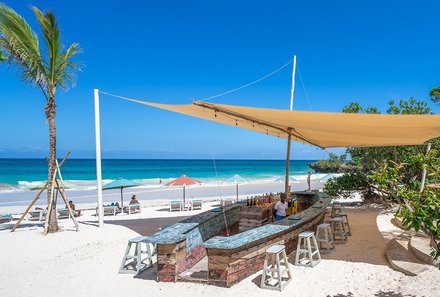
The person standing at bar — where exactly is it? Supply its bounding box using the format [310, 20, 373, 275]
[274, 193, 288, 221]
[307, 170, 312, 191]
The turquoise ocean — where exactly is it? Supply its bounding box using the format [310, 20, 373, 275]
[0, 159, 318, 192]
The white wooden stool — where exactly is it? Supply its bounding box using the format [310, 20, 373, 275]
[316, 223, 335, 253]
[331, 217, 347, 243]
[331, 202, 342, 217]
[119, 236, 157, 274]
[260, 244, 292, 291]
[336, 213, 351, 236]
[295, 231, 321, 267]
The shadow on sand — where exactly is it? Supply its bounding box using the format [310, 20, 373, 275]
[105, 216, 190, 236]
[0, 221, 43, 231]
[327, 292, 416, 297]
[317, 208, 389, 266]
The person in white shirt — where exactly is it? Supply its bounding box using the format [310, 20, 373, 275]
[274, 193, 288, 221]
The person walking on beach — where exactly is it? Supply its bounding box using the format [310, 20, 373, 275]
[274, 193, 288, 221]
[307, 170, 312, 191]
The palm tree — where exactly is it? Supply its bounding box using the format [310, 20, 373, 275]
[0, 4, 81, 233]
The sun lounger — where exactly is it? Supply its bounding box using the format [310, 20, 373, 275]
[124, 203, 141, 214]
[222, 198, 235, 207]
[57, 208, 79, 219]
[104, 205, 119, 216]
[169, 200, 182, 212]
[96, 205, 120, 216]
[58, 208, 70, 219]
[0, 214, 12, 224]
[191, 200, 203, 210]
[28, 209, 46, 221]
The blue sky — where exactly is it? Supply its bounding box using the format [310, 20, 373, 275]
[0, 0, 439, 159]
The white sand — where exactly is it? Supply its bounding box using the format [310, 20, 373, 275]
[0, 203, 439, 297]
[0, 180, 325, 214]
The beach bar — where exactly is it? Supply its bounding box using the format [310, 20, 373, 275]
[94, 91, 440, 287]
[148, 191, 329, 287]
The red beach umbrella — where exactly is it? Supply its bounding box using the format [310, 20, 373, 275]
[165, 175, 201, 204]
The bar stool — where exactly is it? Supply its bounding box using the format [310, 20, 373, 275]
[119, 236, 157, 274]
[260, 244, 292, 291]
[331, 217, 347, 244]
[336, 213, 351, 236]
[295, 231, 321, 267]
[331, 202, 342, 217]
[316, 223, 335, 253]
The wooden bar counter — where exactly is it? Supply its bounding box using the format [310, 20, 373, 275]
[239, 202, 275, 232]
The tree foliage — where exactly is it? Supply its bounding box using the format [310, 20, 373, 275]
[322, 97, 440, 262]
[430, 86, 440, 103]
[370, 150, 440, 263]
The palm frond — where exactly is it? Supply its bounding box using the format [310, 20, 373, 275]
[0, 4, 81, 97]
[0, 50, 6, 61]
[31, 6, 81, 94]
[0, 3, 48, 97]
[31, 6, 60, 96]
[55, 42, 82, 90]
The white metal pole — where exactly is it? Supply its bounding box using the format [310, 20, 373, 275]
[285, 55, 297, 195]
[94, 89, 104, 228]
[420, 142, 431, 193]
[289, 55, 297, 111]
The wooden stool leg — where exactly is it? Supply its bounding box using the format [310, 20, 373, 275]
[307, 238, 313, 267]
[344, 215, 351, 236]
[329, 228, 335, 249]
[323, 228, 329, 252]
[275, 253, 282, 291]
[317, 228, 322, 250]
[295, 237, 302, 265]
[119, 242, 132, 273]
[282, 250, 292, 281]
[312, 235, 321, 262]
[136, 242, 142, 273]
[271, 256, 276, 280]
[341, 221, 347, 241]
[146, 243, 153, 267]
[260, 253, 269, 288]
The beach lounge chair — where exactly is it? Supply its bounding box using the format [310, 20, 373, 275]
[96, 205, 119, 216]
[0, 214, 12, 224]
[222, 198, 235, 207]
[191, 200, 203, 210]
[124, 203, 141, 214]
[57, 208, 70, 219]
[169, 200, 182, 212]
[103, 205, 119, 216]
[28, 209, 46, 221]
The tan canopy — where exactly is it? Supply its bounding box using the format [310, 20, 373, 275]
[125, 98, 440, 148]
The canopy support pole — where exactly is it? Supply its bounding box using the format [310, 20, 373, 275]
[183, 186, 186, 205]
[236, 183, 239, 201]
[94, 89, 104, 228]
[285, 132, 292, 195]
[420, 142, 431, 193]
[285, 55, 296, 195]
[121, 188, 124, 209]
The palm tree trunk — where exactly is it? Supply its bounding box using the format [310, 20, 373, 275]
[45, 98, 58, 233]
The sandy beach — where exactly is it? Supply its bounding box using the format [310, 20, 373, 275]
[1, 201, 438, 297]
[0, 179, 324, 214]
